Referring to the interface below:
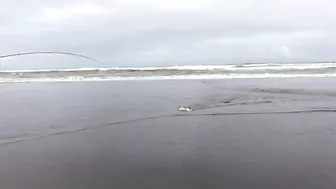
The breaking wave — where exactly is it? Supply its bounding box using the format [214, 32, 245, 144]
[2, 62, 336, 83]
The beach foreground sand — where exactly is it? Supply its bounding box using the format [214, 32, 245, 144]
[1, 78, 336, 189]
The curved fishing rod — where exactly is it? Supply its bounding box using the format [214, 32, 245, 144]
[0, 51, 100, 63]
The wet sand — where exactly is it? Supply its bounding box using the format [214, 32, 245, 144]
[1, 78, 336, 189]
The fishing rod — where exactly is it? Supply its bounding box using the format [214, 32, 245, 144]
[0, 51, 100, 63]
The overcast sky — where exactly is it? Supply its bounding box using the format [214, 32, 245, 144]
[1, 0, 336, 69]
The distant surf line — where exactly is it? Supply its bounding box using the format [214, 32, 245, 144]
[1, 73, 336, 83]
[2, 62, 336, 73]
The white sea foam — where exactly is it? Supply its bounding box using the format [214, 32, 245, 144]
[1, 62, 336, 83]
[1, 73, 336, 83]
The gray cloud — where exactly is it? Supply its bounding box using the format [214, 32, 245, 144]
[1, 0, 336, 69]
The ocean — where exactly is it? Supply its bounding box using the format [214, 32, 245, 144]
[1, 62, 336, 82]
[1, 75, 336, 188]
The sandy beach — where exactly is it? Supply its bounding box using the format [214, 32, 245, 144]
[1, 77, 336, 188]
